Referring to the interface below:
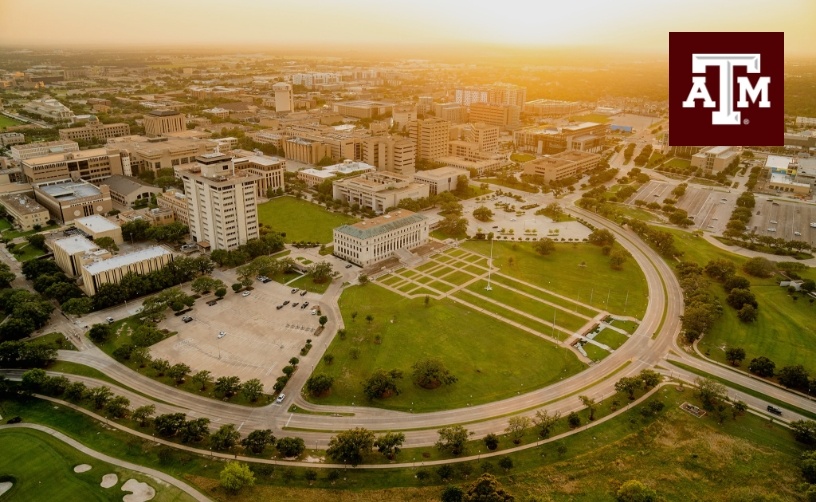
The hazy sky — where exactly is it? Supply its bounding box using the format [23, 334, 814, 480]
[1, 0, 814, 55]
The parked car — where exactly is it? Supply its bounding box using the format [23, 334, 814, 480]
[300, 290, 307, 296]
[276, 393, 286, 404]
[767, 405, 782, 415]
[276, 305, 284, 310]
[345, 264, 353, 268]
[292, 302, 299, 307]
[106, 317, 114, 324]
[207, 300, 218, 306]
[182, 316, 193, 323]
[218, 331, 227, 339]
[242, 291, 251, 297]
[291, 288, 299, 294]
[283, 300, 290, 306]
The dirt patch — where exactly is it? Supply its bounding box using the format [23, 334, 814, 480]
[121, 478, 155, 502]
[73, 464, 92, 473]
[100, 473, 118, 488]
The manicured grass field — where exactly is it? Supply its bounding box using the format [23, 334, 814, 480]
[0, 429, 192, 502]
[308, 285, 585, 412]
[480, 178, 539, 193]
[609, 319, 639, 334]
[582, 342, 609, 361]
[663, 157, 692, 169]
[490, 275, 599, 317]
[592, 327, 629, 350]
[510, 153, 536, 163]
[662, 227, 816, 375]
[257, 197, 357, 243]
[462, 241, 649, 318]
[453, 290, 564, 340]
[10, 243, 46, 262]
[287, 273, 332, 294]
[0, 115, 24, 128]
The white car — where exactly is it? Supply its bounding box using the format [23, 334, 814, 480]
[794, 231, 802, 236]
[810, 222, 816, 228]
[218, 331, 227, 339]
[242, 291, 251, 297]
[275, 393, 286, 404]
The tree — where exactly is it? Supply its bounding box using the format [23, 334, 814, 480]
[241, 378, 264, 402]
[215, 376, 242, 398]
[639, 369, 662, 390]
[26, 233, 46, 250]
[362, 368, 402, 400]
[778, 365, 810, 391]
[498, 456, 513, 472]
[743, 257, 775, 278]
[505, 416, 531, 444]
[483, 433, 500, 451]
[105, 395, 130, 418]
[725, 347, 746, 366]
[219, 461, 255, 493]
[615, 376, 640, 400]
[0, 263, 14, 289]
[533, 410, 560, 438]
[737, 304, 758, 323]
[305, 374, 334, 397]
[616, 479, 657, 502]
[191, 370, 212, 391]
[579, 395, 598, 421]
[181, 417, 210, 444]
[88, 386, 112, 409]
[567, 411, 581, 428]
[21, 368, 48, 394]
[411, 358, 457, 389]
[88, 324, 112, 344]
[214, 287, 227, 299]
[94, 236, 119, 252]
[533, 238, 555, 256]
[748, 356, 776, 377]
[472, 206, 494, 222]
[588, 228, 615, 247]
[310, 261, 334, 284]
[436, 425, 469, 456]
[441, 485, 465, 502]
[439, 214, 468, 237]
[723, 275, 751, 292]
[211, 423, 241, 451]
[326, 427, 375, 466]
[241, 429, 275, 455]
[704, 259, 737, 282]
[191, 276, 224, 294]
[437, 464, 455, 481]
[132, 404, 156, 427]
[167, 363, 191, 384]
[609, 249, 629, 270]
[319, 315, 328, 327]
[358, 274, 369, 285]
[154, 413, 187, 437]
[695, 377, 727, 411]
[61, 297, 93, 316]
[65, 381, 88, 401]
[791, 420, 816, 446]
[374, 431, 405, 460]
[464, 473, 513, 501]
[726, 288, 757, 310]
[276, 436, 306, 458]
[365, 314, 373, 324]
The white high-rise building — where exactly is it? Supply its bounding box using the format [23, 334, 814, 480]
[273, 82, 294, 113]
[181, 153, 260, 251]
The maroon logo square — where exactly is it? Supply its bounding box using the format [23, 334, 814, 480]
[669, 32, 783, 146]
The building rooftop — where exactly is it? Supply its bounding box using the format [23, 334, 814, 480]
[766, 155, 795, 171]
[148, 109, 182, 117]
[413, 166, 470, 180]
[770, 172, 810, 188]
[83, 246, 172, 276]
[75, 214, 119, 233]
[100, 175, 155, 196]
[336, 210, 426, 240]
[0, 193, 47, 215]
[52, 235, 99, 255]
[36, 180, 103, 201]
[24, 147, 111, 166]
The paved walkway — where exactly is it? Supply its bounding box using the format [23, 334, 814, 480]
[0, 423, 211, 502]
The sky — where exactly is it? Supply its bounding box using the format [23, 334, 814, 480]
[1, 0, 815, 56]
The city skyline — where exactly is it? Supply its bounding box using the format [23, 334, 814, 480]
[2, 0, 816, 56]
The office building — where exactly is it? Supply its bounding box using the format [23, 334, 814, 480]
[284, 137, 332, 164]
[23, 97, 75, 122]
[690, 146, 740, 173]
[392, 105, 417, 129]
[74, 214, 123, 245]
[522, 150, 601, 182]
[181, 153, 259, 251]
[273, 82, 294, 113]
[362, 136, 416, 176]
[333, 209, 429, 267]
[408, 117, 450, 161]
[417, 96, 434, 115]
[332, 171, 429, 213]
[468, 103, 520, 129]
[289, 73, 341, 89]
[144, 109, 186, 137]
[454, 83, 527, 110]
[34, 179, 113, 223]
[0, 193, 49, 231]
[100, 175, 161, 209]
[11, 140, 79, 162]
[524, 99, 581, 117]
[434, 103, 468, 124]
[232, 152, 286, 197]
[22, 148, 124, 184]
[58, 119, 130, 142]
[156, 188, 189, 225]
[413, 167, 470, 196]
[436, 154, 508, 176]
[457, 122, 499, 153]
[298, 160, 375, 187]
[80, 246, 174, 296]
[514, 122, 607, 154]
[333, 101, 394, 119]
[106, 135, 217, 176]
[50, 235, 111, 277]
[0, 132, 25, 147]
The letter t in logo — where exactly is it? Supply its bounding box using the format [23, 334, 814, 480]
[682, 54, 769, 125]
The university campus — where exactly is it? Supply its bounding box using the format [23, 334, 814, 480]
[0, 1, 816, 501]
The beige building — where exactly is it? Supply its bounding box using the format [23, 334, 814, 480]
[515, 122, 607, 155]
[433, 103, 468, 124]
[0, 193, 50, 231]
[144, 109, 186, 137]
[11, 140, 79, 162]
[298, 160, 376, 187]
[23, 97, 75, 122]
[80, 246, 174, 296]
[333, 209, 428, 267]
[454, 83, 527, 110]
[524, 99, 581, 117]
[468, 103, 520, 129]
[232, 153, 286, 197]
[273, 82, 294, 113]
[50, 235, 111, 277]
[284, 137, 332, 164]
[362, 136, 416, 176]
[99, 175, 161, 209]
[0, 132, 25, 147]
[181, 153, 260, 251]
[413, 167, 470, 196]
[74, 214, 123, 245]
[392, 105, 417, 129]
[22, 148, 124, 184]
[332, 171, 429, 213]
[106, 135, 217, 176]
[118, 207, 175, 227]
[408, 117, 450, 161]
[463, 122, 499, 153]
[156, 188, 189, 225]
[34, 179, 113, 223]
[523, 150, 601, 182]
[690, 146, 740, 173]
[333, 101, 394, 119]
[58, 119, 130, 143]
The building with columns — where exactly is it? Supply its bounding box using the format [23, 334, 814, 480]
[333, 209, 428, 266]
[144, 109, 186, 137]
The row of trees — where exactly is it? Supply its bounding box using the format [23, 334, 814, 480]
[209, 231, 286, 268]
[120, 219, 190, 245]
[703, 258, 760, 323]
[0, 287, 55, 341]
[361, 358, 458, 401]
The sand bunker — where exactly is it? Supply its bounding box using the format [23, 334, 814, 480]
[0, 482, 12, 497]
[121, 478, 155, 502]
[101, 473, 118, 488]
[73, 464, 92, 473]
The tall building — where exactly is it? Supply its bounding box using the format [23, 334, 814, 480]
[362, 136, 416, 176]
[333, 209, 429, 267]
[58, 118, 130, 142]
[434, 103, 467, 124]
[454, 83, 527, 111]
[468, 103, 520, 129]
[144, 109, 186, 137]
[333, 101, 394, 119]
[181, 153, 260, 251]
[272, 82, 294, 113]
[464, 122, 499, 153]
[408, 117, 450, 162]
[392, 105, 417, 129]
[289, 73, 341, 89]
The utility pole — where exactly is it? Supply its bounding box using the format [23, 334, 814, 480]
[485, 237, 494, 291]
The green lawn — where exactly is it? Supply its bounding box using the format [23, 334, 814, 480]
[10, 243, 46, 262]
[568, 113, 610, 123]
[490, 275, 599, 317]
[0, 429, 193, 502]
[307, 285, 585, 412]
[286, 273, 333, 294]
[2, 223, 59, 240]
[0, 219, 11, 231]
[0, 115, 24, 128]
[28, 332, 76, 351]
[592, 327, 629, 350]
[481, 178, 539, 193]
[609, 319, 639, 334]
[582, 341, 609, 361]
[510, 153, 536, 163]
[462, 241, 649, 319]
[452, 290, 564, 340]
[663, 157, 692, 170]
[661, 227, 816, 376]
[257, 197, 358, 243]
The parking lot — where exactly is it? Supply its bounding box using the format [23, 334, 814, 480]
[149, 281, 323, 391]
[627, 180, 735, 234]
[750, 198, 816, 245]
